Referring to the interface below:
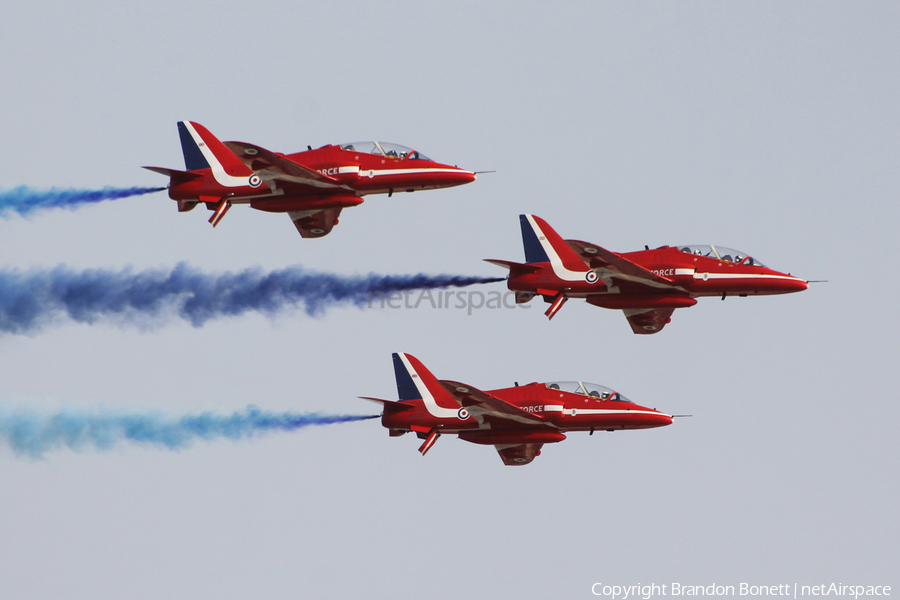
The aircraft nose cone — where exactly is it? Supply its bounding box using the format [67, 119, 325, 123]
[431, 165, 477, 188]
[450, 170, 477, 188]
[458, 169, 476, 184]
[780, 276, 809, 294]
[765, 270, 809, 294]
[641, 411, 673, 428]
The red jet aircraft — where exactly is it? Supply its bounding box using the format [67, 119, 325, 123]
[486, 214, 808, 334]
[362, 352, 672, 466]
[144, 121, 476, 238]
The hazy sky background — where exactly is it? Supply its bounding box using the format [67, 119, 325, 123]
[0, 2, 897, 598]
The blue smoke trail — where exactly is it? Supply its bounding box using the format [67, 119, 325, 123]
[0, 404, 379, 458]
[0, 263, 504, 334]
[0, 186, 166, 217]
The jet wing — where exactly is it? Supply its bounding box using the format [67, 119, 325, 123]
[623, 308, 676, 335]
[288, 207, 343, 238]
[438, 380, 549, 427]
[565, 239, 675, 291]
[495, 443, 544, 466]
[223, 141, 342, 191]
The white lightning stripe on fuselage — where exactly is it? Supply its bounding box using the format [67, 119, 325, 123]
[364, 168, 472, 177]
[694, 273, 801, 281]
[525, 214, 587, 282]
[398, 354, 460, 419]
[565, 408, 670, 417]
[182, 121, 251, 189]
[530, 404, 666, 417]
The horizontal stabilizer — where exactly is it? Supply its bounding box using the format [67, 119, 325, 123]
[142, 166, 203, 183]
[358, 396, 416, 415]
[483, 259, 540, 273]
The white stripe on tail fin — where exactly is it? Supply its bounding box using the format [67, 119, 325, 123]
[520, 214, 590, 281]
[178, 121, 256, 188]
[392, 352, 460, 419]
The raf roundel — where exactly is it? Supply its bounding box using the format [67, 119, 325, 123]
[248, 174, 262, 188]
[457, 408, 469, 420]
[585, 270, 599, 284]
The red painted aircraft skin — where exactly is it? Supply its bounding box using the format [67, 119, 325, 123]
[144, 121, 475, 238]
[486, 214, 808, 334]
[362, 353, 672, 466]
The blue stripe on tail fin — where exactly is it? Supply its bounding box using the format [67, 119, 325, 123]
[178, 121, 211, 171]
[520, 214, 551, 264]
[392, 352, 422, 400]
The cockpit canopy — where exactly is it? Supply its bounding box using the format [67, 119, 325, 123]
[545, 381, 632, 403]
[676, 245, 766, 267]
[339, 141, 431, 161]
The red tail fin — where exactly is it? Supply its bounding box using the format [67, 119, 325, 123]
[177, 121, 259, 189]
[521, 214, 589, 272]
[392, 353, 460, 418]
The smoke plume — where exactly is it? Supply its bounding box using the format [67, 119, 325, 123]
[0, 404, 378, 457]
[0, 263, 504, 334]
[0, 186, 166, 217]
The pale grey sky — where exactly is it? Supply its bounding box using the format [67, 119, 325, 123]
[0, 2, 897, 598]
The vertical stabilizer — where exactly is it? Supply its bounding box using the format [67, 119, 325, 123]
[176, 121, 256, 188]
[392, 352, 423, 401]
[391, 353, 460, 417]
[520, 214, 551, 264]
[520, 214, 589, 273]
[178, 122, 211, 171]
